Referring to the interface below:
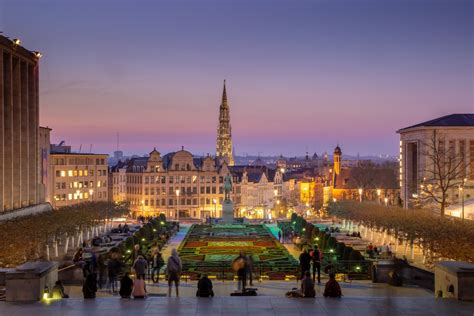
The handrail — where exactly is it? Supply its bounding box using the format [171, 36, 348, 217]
[58, 264, 76, 272]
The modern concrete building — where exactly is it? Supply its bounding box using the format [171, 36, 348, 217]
[49, 144, 109, 208]
[397, 114, 474, 211]
[0, 35, 49, 214]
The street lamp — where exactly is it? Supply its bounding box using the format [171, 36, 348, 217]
[358, 188, 363, 202]
[175, 189, 180, 221]
[384, 197, 388, 206]
[89, 189, 94, 201]
[213, 198, 217, 218]
[377, 189, 381, 204]
[333, 198, 337, 203]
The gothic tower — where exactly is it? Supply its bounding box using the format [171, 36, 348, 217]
[333, 145, 342, 175]
[216, 80, 234, 166]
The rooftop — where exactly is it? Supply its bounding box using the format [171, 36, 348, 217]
[398, 114, 474, 132]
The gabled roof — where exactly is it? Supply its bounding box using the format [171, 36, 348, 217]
[398, 114, 474, 132]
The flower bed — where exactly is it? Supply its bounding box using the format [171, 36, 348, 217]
[178, 224, 298, 279]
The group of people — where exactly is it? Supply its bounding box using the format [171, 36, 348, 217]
[366, 242, 393, 259]
[289, 247, 342, 298]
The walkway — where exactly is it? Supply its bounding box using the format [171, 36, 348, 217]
[1, 294, 473, 316]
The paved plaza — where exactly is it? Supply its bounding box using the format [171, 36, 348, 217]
[1, 293, 473, 316]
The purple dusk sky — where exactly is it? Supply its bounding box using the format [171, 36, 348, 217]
[1, 0, 472, 157]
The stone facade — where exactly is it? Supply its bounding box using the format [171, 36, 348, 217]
[0, 35, 42, 213]
[49, 152, 109, 208]
[111, 148, 284, 219]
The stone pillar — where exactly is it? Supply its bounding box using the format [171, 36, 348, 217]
[12, 57, 21, 209]
[3, 52, 13, 211]
[20, 61, 29, 207]
[0, 49, 3, 213]
[28, 64, 38, 205]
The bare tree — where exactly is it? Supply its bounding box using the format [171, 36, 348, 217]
[418, 130, 467, 216]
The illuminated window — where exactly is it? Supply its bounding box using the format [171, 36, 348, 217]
[68, 170, 73, 177]
[84, 170, 88, 176]
[73, 182, 78, 188]
[84, 192, 89, 199]
[61, 171, 66, 177]
[68, 193, 73, 200]
[97, 181, 102, 188]
[73, 170, 78, 177]
[79, 170, 83, 176]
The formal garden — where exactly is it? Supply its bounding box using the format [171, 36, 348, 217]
[178, 224, 299, 280]
[0, 202, 129, 268]
[327, 201, 474, 263]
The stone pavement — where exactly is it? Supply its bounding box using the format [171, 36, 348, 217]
[1, 294, 473, 316]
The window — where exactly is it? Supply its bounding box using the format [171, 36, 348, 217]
[73, 170, 78, 177]
[200, 187, 205, 194]
[84, 170, 88, 176]
[68, 170, 73, 177]
[212, 177, 216, 184]
[212, 187, 216, 194]
[169, 199, 174, 206]
[206, 187, 210, 194]
[61, 170, 66, 177]
[55, 183, 61, 189]
[169, 176, 174, 184]
[68, 193, 73, 200]
[145, 188, 149, 195]
[79, 170, 83, 177]
[97, 180, 102, 188]
[56, 171, 61, 177]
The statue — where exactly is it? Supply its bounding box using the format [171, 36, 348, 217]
[224, 174, 233, 201]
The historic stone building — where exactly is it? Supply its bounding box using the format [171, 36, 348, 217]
[49, 142, 109, 208]
[397, 114, 474, 212]
[111, 148, 232, 219]
[0, 35, 49, 214]
[216, 80, 234, 166]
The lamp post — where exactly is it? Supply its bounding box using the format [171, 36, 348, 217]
[89, 189, 94, 202]
[175, 189, 180, 221]
[377, 189, 381, 204]
[384, 197, 388, 206]
[213, 198, 217, 218]
[358, 188, 363, 203]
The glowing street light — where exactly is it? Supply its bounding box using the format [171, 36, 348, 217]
[358, 188, 363, 202]
[175, 189, 180, 221]
[213, 198, 217, 218]
[384, 197, 388, 206]
[12, 38, 21, 45]
[333, 198, 337, 203]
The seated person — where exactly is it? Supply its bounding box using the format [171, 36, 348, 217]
[196, 274, 214, 297]
[323, 273, 342, 298]
[286, 271, 315, 298]
[132, 276, 146, 299]
[52, 280, 69, 299]
[119, 273, 133, 298]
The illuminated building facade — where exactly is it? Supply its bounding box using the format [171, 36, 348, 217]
[397, 114, 474, 210]
[49, 147, 109, 208]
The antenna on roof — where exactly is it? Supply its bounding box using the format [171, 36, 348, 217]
[116, 132, 120, 151]
[90, 144, 92, 153]
[79, 144, 82, 153]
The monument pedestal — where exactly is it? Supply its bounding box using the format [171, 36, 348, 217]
[222, 200, 234, 223]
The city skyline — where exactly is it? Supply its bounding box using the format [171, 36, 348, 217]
[1, 0, 472, 156]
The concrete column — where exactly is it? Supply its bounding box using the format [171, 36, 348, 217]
[3, 52, 13, 211]
[20, 61, 28, 207]
[28, 64, 38, 205]
[0, 49, 3, 213]
[12, 57, 21, 209]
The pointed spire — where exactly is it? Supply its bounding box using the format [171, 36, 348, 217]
[221, 79, 227, 106]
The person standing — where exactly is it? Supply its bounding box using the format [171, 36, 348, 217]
[97, 255, 107, 289]
[299, 249, 312, 280]
[246, 253, 254, 286]
[233, 251, 248, 292]
[107, 256, 120, 293]
[83, 272, 97, 299]
[167, 249, 182, 297]
[132, 255, 148, 280]
[152, 250, 164, 283]
[311, 246, 321, 284]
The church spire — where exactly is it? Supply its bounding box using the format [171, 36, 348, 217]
[216, 80, 234, 166]
[222, 79, 227, 106]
